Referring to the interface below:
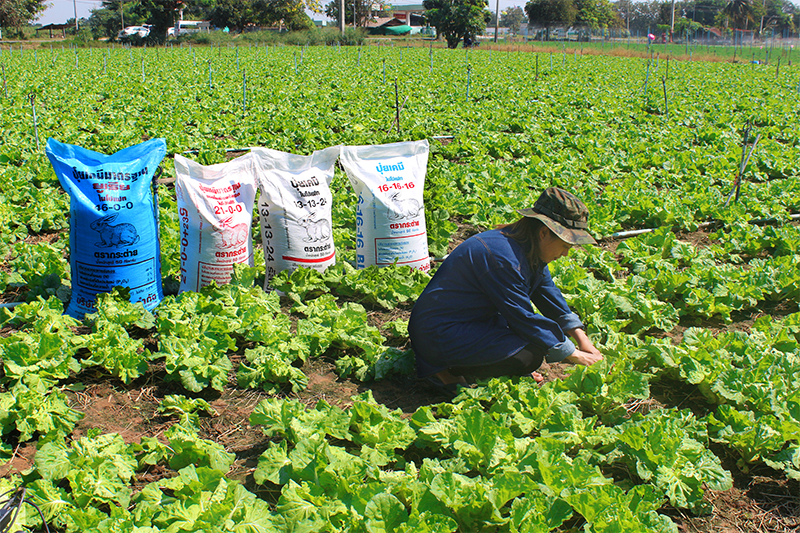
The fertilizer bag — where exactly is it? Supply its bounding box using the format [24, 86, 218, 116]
[339, 140, 430, 272]
[174, 153, 257, 293]
[45, 137, 167, 319]
[252, 146, 339, 288]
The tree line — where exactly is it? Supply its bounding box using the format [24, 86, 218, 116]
[1, 0, 797, 47]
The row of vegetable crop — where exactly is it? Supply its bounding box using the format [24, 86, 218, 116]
[1, 45, 800, 531]
[1, 285, 798, 531]
[3, 46, 800, 245]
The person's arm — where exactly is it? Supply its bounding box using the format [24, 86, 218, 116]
[530, 266, 585, 333]
[529, 268, 604, 366]
[478, 261, 576, 362]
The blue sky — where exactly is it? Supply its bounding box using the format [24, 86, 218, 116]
[37, 0, 526, 26]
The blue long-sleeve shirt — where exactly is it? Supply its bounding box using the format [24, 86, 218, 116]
[409, 229, 584, 377]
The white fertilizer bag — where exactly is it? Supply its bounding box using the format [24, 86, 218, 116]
[251, 146, 340, 288]
[174, 153, 257, 293]
[45, 137, 167, 319]
[339, 140, 431, 272]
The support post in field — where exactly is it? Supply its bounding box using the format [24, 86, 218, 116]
[208, 60, 212, 89]
[536, 54, 539, 80]
[31, 94, 39, 152]
[142, 57, 145, 84]
[725, 125, 761, 207]
[383, 58, 386, 84]
[466, 65, 471, 100]
[242, 71, 247, 117]
[394, 77, 401, 133]
[2, 64, 6, 99]
[776, 57, 780, 78]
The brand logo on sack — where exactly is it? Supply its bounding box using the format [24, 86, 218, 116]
[290, 177, 320, 188]
[376, 162, 404, 175]
[73, 167, 148, 182]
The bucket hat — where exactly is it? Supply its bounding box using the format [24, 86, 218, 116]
[517, 187, 596, 245]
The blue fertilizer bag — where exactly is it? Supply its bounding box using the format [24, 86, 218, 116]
[46, 138, 166, 319]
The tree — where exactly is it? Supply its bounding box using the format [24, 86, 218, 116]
[259, 0, 316, 30]
[423, 0, 491, 48]
[755, 0, 795, 35]
[525, 0, 577, 37]
[89, 0, 146, 39]
[575, 0, 621, 28]
[324, 0, 383, 27]
[0, 0, 48, 31]
[721, 0, 754, 29]
[87, 0, 180, 40]
[613, 0, 671, 35]
[500, 6, 526, 32]
[208, 0, 255, 30]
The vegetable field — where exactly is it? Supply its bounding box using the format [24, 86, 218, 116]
[1, 42, 800, 532]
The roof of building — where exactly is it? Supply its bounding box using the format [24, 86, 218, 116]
[37, 23, 73, 30]
[390, 4, 425, 12]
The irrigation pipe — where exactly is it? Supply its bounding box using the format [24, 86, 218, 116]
[603, 213, 800, 241]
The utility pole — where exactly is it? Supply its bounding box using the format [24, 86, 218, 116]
[494, 0, 499, 42]
[73, 0, 78, 31]
[121, 0, 125, 31]
[340, 0, 345, 33]
[670, 0, 675, 40]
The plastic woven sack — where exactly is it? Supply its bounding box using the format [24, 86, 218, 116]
[46, 138, 166, 319]
[339, 140, 430, 272]
[174, 153, 257, 293]
[252, 146, 340, 288]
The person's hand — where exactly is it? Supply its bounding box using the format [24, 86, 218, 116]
[564, 349, 604, 366]
[567, 328, 603, 358]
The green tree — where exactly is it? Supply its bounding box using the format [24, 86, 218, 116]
[324, 0, 384, 27]
[576, 0, 621, 28]
[755, 0, 795, 35]
[0, 0, 48, 32]
[500, 5, 526, 32]
[423, 0, 491, 48]
[613, 0, 677, 34]
[208, 0, 254, 30]
[721, 0, 755, 29]
[676, 0, 727, 28]
[259, 0, 315, 30]
[87, 0, 179, 40]
[525, 0, 577, 38]
[89, 0, 146, 39]
[210, 0, 318, 31]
